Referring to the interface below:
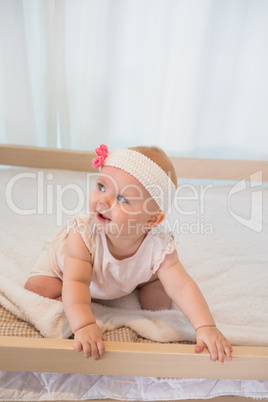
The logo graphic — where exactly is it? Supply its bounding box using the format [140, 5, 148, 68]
[227, 170, 263, 232]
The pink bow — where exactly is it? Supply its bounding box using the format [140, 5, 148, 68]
[92, 144, 109, 168]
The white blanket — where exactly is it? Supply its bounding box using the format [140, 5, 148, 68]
[0, 168, 267, 345]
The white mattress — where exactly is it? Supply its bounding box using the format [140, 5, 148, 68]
[1, 371, 268, 400]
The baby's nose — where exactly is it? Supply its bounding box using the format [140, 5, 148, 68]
[99, 195, 112, 208]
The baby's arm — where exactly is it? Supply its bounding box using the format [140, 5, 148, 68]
[62, 229, 105, 360]
[157, 250, 232, 364]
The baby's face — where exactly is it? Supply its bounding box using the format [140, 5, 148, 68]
[89, 166, 159, 238]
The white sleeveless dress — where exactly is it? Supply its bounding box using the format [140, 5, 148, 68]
[31, 212, 177, 300]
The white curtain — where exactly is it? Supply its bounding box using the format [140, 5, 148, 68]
[0, 0, 268, 160]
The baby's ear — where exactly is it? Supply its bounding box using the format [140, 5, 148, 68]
[146, 211, 165, 229]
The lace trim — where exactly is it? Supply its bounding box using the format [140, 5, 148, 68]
[152, 238, 177, 273]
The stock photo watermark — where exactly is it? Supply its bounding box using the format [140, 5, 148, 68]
[227, 170, 263, 233]
[5, 170, 263, 234]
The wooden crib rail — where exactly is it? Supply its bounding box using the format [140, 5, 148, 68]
[1, 144, 268, 181]
[0, 337, 268, 381]
[0, 144, 96, 172]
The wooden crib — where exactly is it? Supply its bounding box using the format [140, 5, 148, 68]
[0, 144, 268, 402]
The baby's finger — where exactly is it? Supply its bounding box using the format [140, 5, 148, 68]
[227, 341, 233, 353]
[74, 340, 82, 353]
[82, 342, 92, 359]
[216, 341, 225, 364]
[224, 341, 232, 360]
[97, 340, 105, 357]
[90, 342, 100, 360]
[208, 343, 218, 362]
[195, 339, 206, 353]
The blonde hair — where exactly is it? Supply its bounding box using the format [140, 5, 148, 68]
[128, 146, 177, 188]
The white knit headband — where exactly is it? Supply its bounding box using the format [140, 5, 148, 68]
[92, 145, 176, 213]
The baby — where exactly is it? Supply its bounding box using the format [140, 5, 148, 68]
[25, 144, 232, 363]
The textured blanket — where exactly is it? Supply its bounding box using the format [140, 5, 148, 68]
[0, 168, 267, 345]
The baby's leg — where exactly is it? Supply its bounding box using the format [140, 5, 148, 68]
[24, 276, 62, 300]
[25, 246, 62, 300]
[138, 274, 171, 311]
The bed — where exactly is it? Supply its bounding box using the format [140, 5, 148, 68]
[0, 144, 268, 402]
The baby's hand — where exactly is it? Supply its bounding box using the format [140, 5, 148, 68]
[195, 326, 232, 364]
[74, 323, 105, 360]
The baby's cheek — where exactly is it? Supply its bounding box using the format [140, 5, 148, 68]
[116, 204, 132, 217]
[88, 193, 97, 209]
[143, 197, 159, 215]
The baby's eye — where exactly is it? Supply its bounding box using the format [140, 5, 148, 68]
[97, 183, 105, 192]
[117, 194, 128, 203]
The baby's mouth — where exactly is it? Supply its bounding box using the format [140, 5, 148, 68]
[96, 211, 111, 223]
